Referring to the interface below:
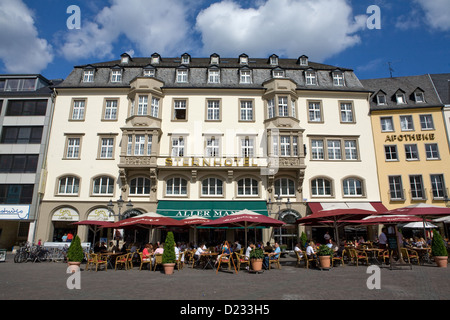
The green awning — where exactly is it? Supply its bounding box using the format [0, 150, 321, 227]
[156, 200, 268, 220]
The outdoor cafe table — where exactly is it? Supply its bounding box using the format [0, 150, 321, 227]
[199, 252, 218, 270]
[410, 247, 432, 264]
[100, 252, 124, 268]
[361, 248, 383, 265]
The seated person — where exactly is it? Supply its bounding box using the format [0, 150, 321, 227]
[264, 242, 273, 253]
[294, 243, 303, 257]
[152, 244, 164, 263]
[245, 242, 255, 260]
[306, 241, 317, 257]
[142, 243, 153, 261]
[264, 242, 281, 268]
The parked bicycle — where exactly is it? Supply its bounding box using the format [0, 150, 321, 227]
[14, 244, 51, 263]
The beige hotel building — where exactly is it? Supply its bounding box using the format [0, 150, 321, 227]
[35, 53, 385, 248]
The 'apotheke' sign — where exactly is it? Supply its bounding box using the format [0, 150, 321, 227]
[0, 205, 30, 220]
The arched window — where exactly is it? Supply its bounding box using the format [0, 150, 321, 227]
[58, 176, 80, 195]
[93, 176, 114, 195]
[130, 177, 151, 195]
[237, 178, 258, 196]
[274, 178, 295, 196]
[311, 178, 332, 196]
[202, 178, 223, 196]
[166, 177, 188, 195]
[343, 178, 364, 196]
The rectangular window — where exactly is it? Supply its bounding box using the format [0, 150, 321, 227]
[327, 140, 341, 160]
[340, 102, 354, 123]
[280, 136, 291, 156]
[104, 100, 118, 120]
[127, 136, 133, 155]
[409, 175, 425, 200]
[240, 70, 251, 84]
[267, 99, 275, 119]
[100, 138, 114, 159]
[206, 137, 220, 157]
[134, 135, 145, 156]
[305, 71, 316, 85]
[241, 138, 254, 157]
[333, 73, 344, 86]
[176, 70, 188, 83]
[138, 96, 148, 115]
[400, 115, 414, 131]
[380, 117, 394, 132]
[151, 97, 159, 118]
[6, 100, 47, 116]
[292, 136, 298, 156]
[172, 137, 185, 157]
[396, 93, 406, 104]
[389, 176, 404, 200]
[173, 100, 187, 120]
[0, 154, 39, 173]
[0, 184, 34, 204]
[83, 70, 94, 82]
[240, 100, 253, 121]
[384, 145, 398, 161]
[71, 100, 85, 120]
[1, 126, 43, 144]
[430, 174, 446, 199]
[405, 144, 419, 160]
[425, 143, 440, 160]
[420, 114, 434, 130]
[308, 101, 322, 122]
[344, 140, 358, 160]
[278, 97, 288, 117]
[111, 70, 122, 82]
[208, 70, 220, 83]
[207, 100, 220, 121]
[147, 135, 153, 156]
[311, 139, 324, 160]
[66, 138, 80, 158]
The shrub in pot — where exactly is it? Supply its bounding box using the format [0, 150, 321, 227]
[162, 231, 176, 274]
[67, 235, 84, 272]
[431, 230, 448, 268]
[317, 244, 334, 269]
[249, 247, 264, 271]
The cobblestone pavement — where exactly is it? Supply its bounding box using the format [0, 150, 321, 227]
[1, 253, 449, 302]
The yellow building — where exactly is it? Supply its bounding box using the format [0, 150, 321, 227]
[362, 75, 450, 210]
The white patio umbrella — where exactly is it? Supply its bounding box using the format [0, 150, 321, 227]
[402, 222, 438, 229]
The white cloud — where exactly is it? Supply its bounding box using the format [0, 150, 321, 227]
[415, 0, 450, 31]
[195, 0, 366, 61]
[60, 0, 192, 61]
[0, 0, 53, 73]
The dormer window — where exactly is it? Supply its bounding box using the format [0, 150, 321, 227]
[151, 53, 161, 65]
[240, 68, 252, 84]
[210, 54, 220, 65]
[83, 69, 94, 83]
[305, 69, 317, 85]
[395, 90, 406, 104]
[332, 71, 345, 86]
[111, 68, 122, 83]
[181, 53, 190, 65]
[121, 53, 131, 64]
[272, 68, 285, 78]
[176, 68, 189, 83]
[208, 67, 220, 84]
[239, 54, 249, 65]
[143, 66, 155, 77]
[269, 54, 278, 66]
[377, 94, 386, 105]
[414, 90, 425, 103]
[298, 55, 308, 66]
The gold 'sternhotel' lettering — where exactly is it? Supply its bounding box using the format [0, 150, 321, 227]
[385, 133, 435, 143]
[165, 157, 260, 167]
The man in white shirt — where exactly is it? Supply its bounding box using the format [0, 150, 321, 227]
[378, 228, 387, 249]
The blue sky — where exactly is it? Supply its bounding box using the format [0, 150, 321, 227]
[1, 0, 449, 81]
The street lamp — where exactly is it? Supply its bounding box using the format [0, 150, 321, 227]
[107, 195, 133, 246]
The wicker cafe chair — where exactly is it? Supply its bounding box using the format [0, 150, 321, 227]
[401, 248, 420, 265]
[115, 254, 129, 270]
[86, 253, 96, 271]
[332, 250, 345, 267]
[95, 254, 108, 271]
[216, 253, 231, 271]
[139, 253, 152, 271]
[235, 253, 249, 271]
[153, 254, 163, 271]
[349, 249, 369, 266]
[378, 250, 390, 264]
[176, 252, 184, 270]
[268, 253, 281, 270]
[303, 254, 316, 269]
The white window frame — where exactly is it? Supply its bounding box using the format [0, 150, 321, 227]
[237, 178, 259, 196]
[420, 114, 434, 130]
[166, 177, 188, 196]
[380, 117, 394, 132]
[205, 137, 220, 157]
[240, 70, 252, 84]
[130, 177, 151, 195]
[137, 96, 148, 115]
[171, 137, 185, 157]
[241, 138, 254, 157]
[240, 100, 253, 121]
[400, 115, 414, 131]
[278, 96, 288, 117]
[176, 69, 188, 83]
[343, 178, 364, 197]
[66, 138, 80, 159]
[327, 140, 342, 160]
[111, 70, 122, 83]
[340, 102, 354, 123]
[405, 144, 419, 161]
[208, 69, 220, 83]
[311, 178, 332, 196]
[104, 100, 118, 120]
[58, 176, 80, 195]
[305, 71, 317, 85]
[333, 72, 344, 86]
[274, 178, 295, 196]
[202, 178, 223, 196]
[93, 176, 114, 195]
[151, 97, 159, 118]
[71, 100, 85, 120]
[207, 100, 220, 121]
[425, 143, 439, 160]
[83, 70, 94, 83]
[100, 138, 114, 159]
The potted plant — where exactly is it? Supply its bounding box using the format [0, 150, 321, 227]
[67, 235, 84, 272]
[249, 247, 264, 271]
[300, 232, 308, 249]
[162, 231, 176, 274]
[431, 230, 448, 268]
[317, 244, 334, 269]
